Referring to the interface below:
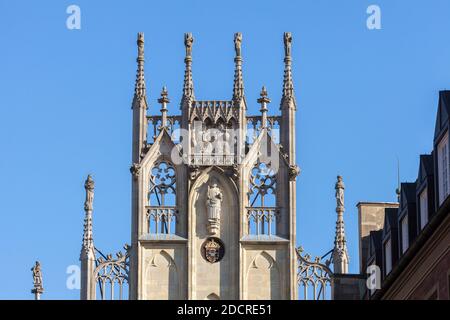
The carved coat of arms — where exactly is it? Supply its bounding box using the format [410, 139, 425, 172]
[204, 238, 222, 263]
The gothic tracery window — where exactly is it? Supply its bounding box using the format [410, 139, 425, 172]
[95, 251, 129, 300]
[247, 162, 277, 235]
[147, 161, 177, 234]
[249, 162, 276, 207]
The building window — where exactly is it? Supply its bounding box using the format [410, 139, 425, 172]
[437, 131, 449, 205]
[247, 161, 278, 235]
[384, 238, 392, 275]
[147, 161, 177, 234]
[401, 215, 409, 254]
[419, 188, 428, 230]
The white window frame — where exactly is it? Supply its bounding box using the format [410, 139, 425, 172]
[401, 215, 409, 254]
[384, 238, 392, 275]
[419, 187, 428, 230]
[437, 131, 449, 205]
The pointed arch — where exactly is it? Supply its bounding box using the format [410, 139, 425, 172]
[188, 166, 239, 200]
[188, 166, 240, 299]
[145, 250, 180, 300]
[246, 251, 281, 300]
[205, 293, 220, 300]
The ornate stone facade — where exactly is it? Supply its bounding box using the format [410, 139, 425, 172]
[125, 32, 299, 300]
[78, 32, 308, 300]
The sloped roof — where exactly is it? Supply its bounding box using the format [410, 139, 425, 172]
[369, 230, 383, 257]
[417, 154, 434, 183]
[400, 182, 417, 207]
[434, 90, 450, 140]
[382, 208, 399, 238]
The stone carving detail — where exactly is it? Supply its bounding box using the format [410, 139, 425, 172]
[206, 182, 223, 235]
[335, 175, 345, 209]
[184, 33, 194, 57]
[227, 164, 239, 180]
[189, 166, 200, 180]
[130, 163, 142, 180]
[190, 100, 238, 124]
[296, 247, 333, 300]
[31, 261, 44, 299]
[84, 175, 94, 212]
[234, 32, 242, 57]
[149, 161, 176, 206]
[332, 175, 349, 274]
[289, 164, 300, 181]
[95, 244, 130, 300]
[249, 162, 276, 207]
[284, 32, 292, 57]
[202, 238, 224, 263]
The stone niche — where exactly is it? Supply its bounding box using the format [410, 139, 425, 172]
[243, 246, 288, 300]
[189, 168, 239, 300]
[142, 245, 186, 300]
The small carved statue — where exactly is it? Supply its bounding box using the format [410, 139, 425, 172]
[335, 175, 345, 209]
[130, 163, 142, 180]
[184, 33, 194, 57]
[31, 261, 43, 289]
[284, 32, 292, 57]
[189, 166, 200, 180]
[288, 164, 300, 181]
[206, 182, 223, 235]
[84, 175, 94, 212]
[137, 32, 144, 56]
[234, 32, 242, 57]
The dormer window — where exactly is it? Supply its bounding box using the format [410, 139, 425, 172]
[400, 215, 409, 254]
[437, 131, 449, 205]
[419, 187, 428, 230]
[384, 238, 392, 275]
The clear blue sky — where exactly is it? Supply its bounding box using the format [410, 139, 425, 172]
[1, 0, 449, 299]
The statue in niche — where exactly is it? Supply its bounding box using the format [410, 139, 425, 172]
[206, 182, 223, 235]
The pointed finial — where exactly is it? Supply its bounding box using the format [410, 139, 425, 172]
[31, 261, 44, 300]
[182, 33, 195, 105]
[134, 32, 147, 100]
[332, 175, 349, 274]
[81, 175, 95, 259]
[258, 86, 270, 102]
[281, 32, 296, 108]
[158, 86, 170, 128]
[233, 32, 245, 102]
[257, 86, 270, 128]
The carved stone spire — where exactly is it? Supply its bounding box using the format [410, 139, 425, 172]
[158, 86, 170, 129]
[181, 33, 195, 106]
[257, 86, 270, 128]
[332, 175, 349, 274]
[233, 32, 245, 102]
[81, 175, 95, 258]
[281, 32, 296, 108]
[31, 261, 44, 300]
[133, 32, 147, 106]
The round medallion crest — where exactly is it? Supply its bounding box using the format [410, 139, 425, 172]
[201, 237, 225, 263]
